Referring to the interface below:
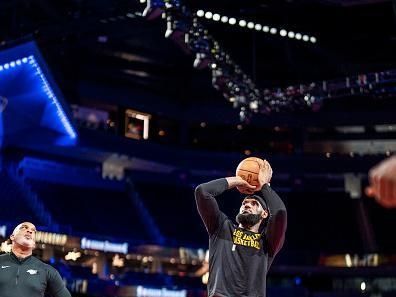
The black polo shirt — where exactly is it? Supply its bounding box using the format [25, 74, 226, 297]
[0, 252, 71, 297]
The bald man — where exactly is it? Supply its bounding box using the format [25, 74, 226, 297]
[0, 222, 71, 297]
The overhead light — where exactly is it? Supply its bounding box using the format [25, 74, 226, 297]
[204, 11, 213, 19]
[221, 16, 228, 23]
[360, 282, 366, 292]
[197, 10, 204, 17]
[212, 13, 221, 21]
[193, 10, 317, 44]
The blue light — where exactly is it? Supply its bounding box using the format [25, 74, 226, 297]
[28, 56, 77, 139]
[294, 276, 302, 286]
[0, 42, 78, 146]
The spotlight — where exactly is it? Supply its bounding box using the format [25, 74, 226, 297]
[295, 33, 302, 40]
[204, 11, 213, 19]
[302, 35, 309, 41]
[310, 36, 317, 43]
[196, 10, 204, 17]
[239, 20, 247, 27]
[280, 29, 287, 37]
[360, 282, 366, 292]
[229, 18, 236, 25]
[247, 22, 254, 29]
[254, 24, 262, 31]
[270, 28, 277, 34]
[212, 14, 221, 21]
[288, 31, 295, 38]
[221, 16, 228, 23]
[263, 26, 270, 32]
[249, 100, 259, 111]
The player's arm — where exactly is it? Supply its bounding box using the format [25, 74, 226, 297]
[258, 184, 287, 257]
[255, 160, 287, 257]
[195, 177, 255, 235]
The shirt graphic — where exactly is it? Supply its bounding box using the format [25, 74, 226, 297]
[232, 228, 261, 250]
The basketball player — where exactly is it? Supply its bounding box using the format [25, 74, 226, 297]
[195, 159, 287, 297]
[0, 222, 72, 297]
[366, 155, 396, 208]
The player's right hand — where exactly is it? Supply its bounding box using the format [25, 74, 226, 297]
[226, 176, 256, 194]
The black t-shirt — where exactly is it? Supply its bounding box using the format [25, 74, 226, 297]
[195, 178, 287, 297]
[0, 252, 71, 297]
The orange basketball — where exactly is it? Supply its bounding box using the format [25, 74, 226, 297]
[235, 157, 263, 187]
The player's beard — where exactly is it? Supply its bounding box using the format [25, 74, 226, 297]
[236, 213, 262, 228]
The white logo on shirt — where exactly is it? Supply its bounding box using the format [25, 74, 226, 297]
[26, 269, 38, 275]
[1, 266, 10, 269]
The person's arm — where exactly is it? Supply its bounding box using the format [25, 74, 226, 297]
[257, 184, 287, 257]
[252, 159, 287, 257]
[195, 177, 255, 235]
[47, 267, 72, 297]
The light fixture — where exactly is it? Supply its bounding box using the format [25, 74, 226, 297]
[204, 11, 213, 19]
[196, 10, 204, 17]
[212, 13, 220, 21]
[221, 16, 228, 23]
[193, 10, 317, 43]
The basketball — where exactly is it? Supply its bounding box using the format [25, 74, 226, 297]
[235, 157, 263, 187]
